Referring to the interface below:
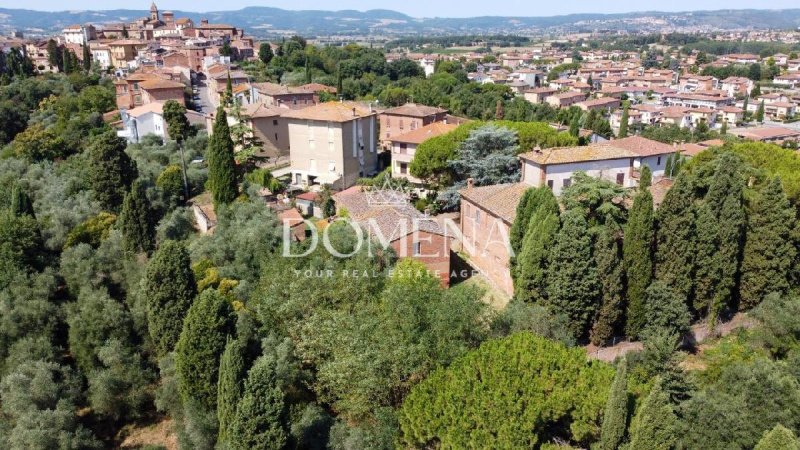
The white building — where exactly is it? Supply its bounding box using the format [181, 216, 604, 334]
[518, 136, 676, 194]
[62, 24, 96, 46]
[118, 102, 206, 143]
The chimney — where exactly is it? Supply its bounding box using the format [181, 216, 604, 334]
[200, 19, 208, 26]
[352, 107, 356, 117]
[467, 178, 474, 190]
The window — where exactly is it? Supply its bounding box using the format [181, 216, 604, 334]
[547, 179, 554, 189]
[413, 241, 421, 256]
[475, 209, 481, 224]
[274, 133, 278, 141]
[273, 119, 278, 126]
[563, 178, 572, 188]
[657, 156, 662, 165]
[328, 161, 336, 173]
[400, 163, 408, 174]
[616, 173, 625, 185]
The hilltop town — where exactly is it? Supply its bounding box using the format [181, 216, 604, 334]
[2, 3, 800, 450]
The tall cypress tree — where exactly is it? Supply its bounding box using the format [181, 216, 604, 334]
[546, 208, 599, 340]
[515, 205, 560, 303]
[217, 336, 250, 445]
[88, 131, 138, 212]
[207, 106, 238, 207]
[144, 240, 197, 355]
[624, 167, 655, 338]
[600, 358, 629, 450]
[694, 153, 745, 322]
[9, 183, 34, 217]
[739, 178, 796, 310]
[756, 100, 765, 123]
[82, 44, 91, 72]
[510, 187, 558, 276]
[591, 224, 625, 345]
[118, 179, 155, 254]
[175, 289, 236, 411]
[628, 378, 678, 450]
[655, 174, 695, 305]
[229, 355, 288, 450]
[618, 103, 630, 138]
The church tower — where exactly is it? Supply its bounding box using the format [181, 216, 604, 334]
[149, 2, 159, 22]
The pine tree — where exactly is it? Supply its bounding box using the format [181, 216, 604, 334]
[515, 205, 560, 303]
[546, 208, 599, 340]
[144, 240, 197, 356]
[755, 424, 800, 450]
[258, 42, 274, 65]
[628, 379, 678, 450]
[228, 355, 288, 450]
[739, 178, 796, 309]
[618, 103, 630, 138]
[590, 224, 625, 345]
[175, 289, 236, 411]
[9, 183, 34, 217]
[88, 131, 138, 212]
[217, 336, 250, 445]
[655, 174, 696, 306]
[207, 106, 238, 207]
[600, 359, 629, 450]
[624, 167, 654, 338]
[118, 179, 155, 254]
[694, 153, 745, 322]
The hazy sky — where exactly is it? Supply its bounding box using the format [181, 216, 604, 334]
[19, 0, 800, 18]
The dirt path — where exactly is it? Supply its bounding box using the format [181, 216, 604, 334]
[586, 313, 756, 362]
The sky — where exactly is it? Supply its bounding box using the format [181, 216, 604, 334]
[17, 0, 800, 18]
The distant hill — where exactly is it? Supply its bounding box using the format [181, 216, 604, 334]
[2, 7, 800, 38]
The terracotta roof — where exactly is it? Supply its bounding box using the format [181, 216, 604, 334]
[139, 79, 184, 90]
[281, 101, 375, 122]
[606, 136, 675, 157]
[382, 103, 448, 118]
[295, 191, 320, 202]
[519, 143, 638, 165]
[680, 143, 707, 157]
[650, 178, 674, 208]
[252, 82, 308, 96]
[732, 126, 800, 140]
[459, 183, 529, 225]
[333, 188, 445, 240]
[390, 122, 458, 145]
[241, 102, 284, 119]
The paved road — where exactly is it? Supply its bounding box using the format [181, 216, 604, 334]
[192, 74, 216, 114]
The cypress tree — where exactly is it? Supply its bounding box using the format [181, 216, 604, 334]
[144, 240, 197, 355]
[226, 72, 233, 104]
[62, 47, 72, 73]
[664, 153, 674, 178]
[546, 208, 599, 340]
[742, 96, 749, 120]
[618, 103, 629, 138]
[207, 106, 238, 207]
[628, 379, 678, 450]
[739, 178, 796, 309]
[755, 424, 800, 450]
[9, 183, 34, 217]
[82, 44, 91, 72]
[720, 119, 728, 135]
[229, 355, 288, 450]
[590, 224, 625, 345]
[510, 187, 558, 272]
[756, 100, 765, 123]
[694, 153, 745, 322]
[87, 131, 138, 212]
[600, 358, 629, 450]
[655, 175, 695, 306]
[515, 205, 560, 303]
[217, 336, 250, 445]
[624, 167, 655, 338]
[175, 289, 236, 411]
[569, 114, 580, 137]
[118, 179, 155, 254]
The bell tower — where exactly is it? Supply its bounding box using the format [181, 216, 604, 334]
[149, 2, 159, 21]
